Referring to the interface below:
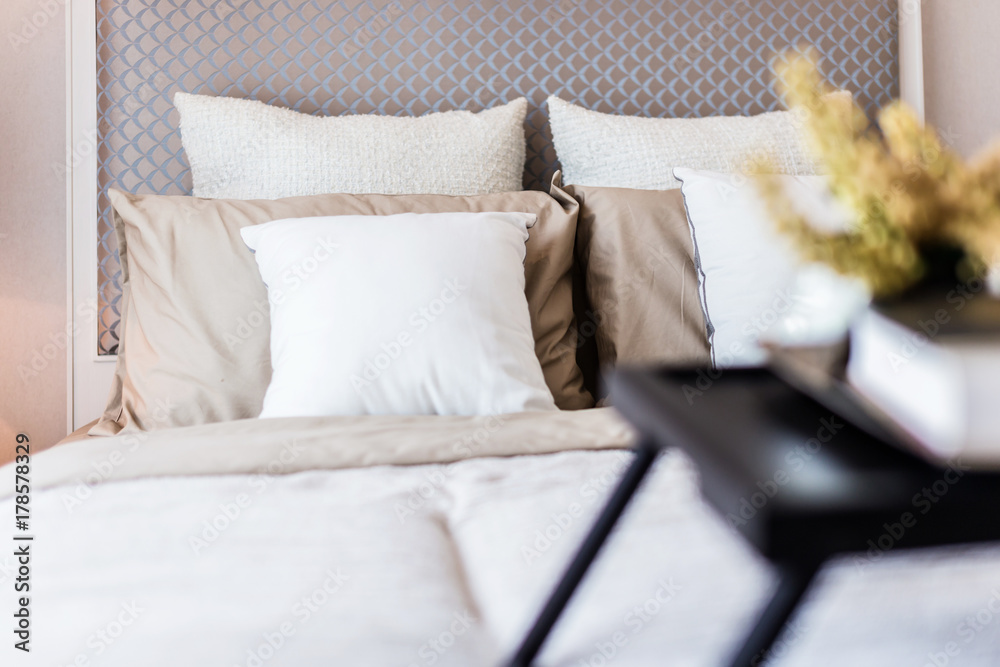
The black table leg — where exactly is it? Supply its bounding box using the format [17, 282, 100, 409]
[725, 561, 821, 667]
[505, 439, 660, 667]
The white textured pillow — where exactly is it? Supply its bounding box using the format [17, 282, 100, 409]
[176, 93, 528, 199]
[675, 168, 854, 368]
[240, 211, 557, 417]
[548, 94, 850, 189]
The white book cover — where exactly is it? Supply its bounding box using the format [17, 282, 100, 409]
[847, 308, 1000, 465]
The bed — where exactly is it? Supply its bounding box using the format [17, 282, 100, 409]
[8, 1, 1000, 665]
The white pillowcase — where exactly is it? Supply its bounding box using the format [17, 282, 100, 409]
[176, 93, 528, 199]
[547, 94, 850, 189]
[240, 212, 557, 417]
[675, 167, 856, 368]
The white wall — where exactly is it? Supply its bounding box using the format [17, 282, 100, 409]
[0, 1, 69, 463]
[922, 0, 1000, 156]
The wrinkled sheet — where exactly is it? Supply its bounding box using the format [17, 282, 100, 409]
[1, 408, 999, 666]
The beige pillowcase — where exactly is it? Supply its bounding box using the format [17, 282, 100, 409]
[93, 182, 592, 435]
[567, 185, 711, 395]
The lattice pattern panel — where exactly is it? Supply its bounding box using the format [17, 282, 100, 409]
[96, 0, 898, 354]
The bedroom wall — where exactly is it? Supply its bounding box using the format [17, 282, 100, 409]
[922, 0, 1000, 156]
[0, 1, 68, 464]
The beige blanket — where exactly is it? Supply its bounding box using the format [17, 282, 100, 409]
[7, 408, 635, 497]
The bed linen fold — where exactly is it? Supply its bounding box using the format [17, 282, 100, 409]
[4, 408, 635, 497]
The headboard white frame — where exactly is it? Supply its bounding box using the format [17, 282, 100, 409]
[899, 0, 926, 123]
[68, 0, 112, 432]
[64, 0, 927, 432]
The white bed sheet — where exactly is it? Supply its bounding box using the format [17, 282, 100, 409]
[1, 410, 999, 666]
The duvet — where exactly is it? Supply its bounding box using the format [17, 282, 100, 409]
[2, 408, 1000, 666]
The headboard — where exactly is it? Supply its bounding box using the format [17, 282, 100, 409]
[94, 0, 900, 356]
[72, 0, 910, 426]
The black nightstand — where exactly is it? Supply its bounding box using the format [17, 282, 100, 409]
[507, 368, 1000, 667]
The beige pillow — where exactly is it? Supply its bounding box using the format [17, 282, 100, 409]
[567, 185, 711, 395]
[93, 181, 591, 435]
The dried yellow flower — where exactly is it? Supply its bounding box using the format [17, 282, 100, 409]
[757, 51, 1000, 298]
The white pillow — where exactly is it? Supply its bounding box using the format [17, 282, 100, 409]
[547, 94, 850, 189]
[240, 211, 557, 417]
[675, 167, 856, 368]
[176, 93, 528, 199]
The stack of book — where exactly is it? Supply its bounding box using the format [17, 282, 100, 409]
[771, 288, 1000, 468]
[847, 291, 1000, 466]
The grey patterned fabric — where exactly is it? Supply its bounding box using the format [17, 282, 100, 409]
[96, 0, 899, 354]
